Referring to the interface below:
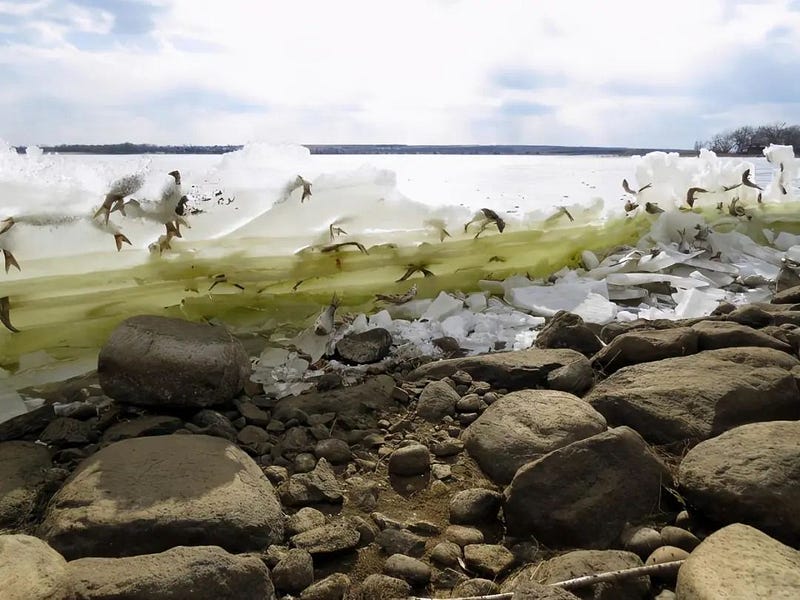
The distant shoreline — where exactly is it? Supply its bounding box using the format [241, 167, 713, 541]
[13, 143, 697, 157]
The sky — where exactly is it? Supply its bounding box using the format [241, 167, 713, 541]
[1, 0, 800, 147]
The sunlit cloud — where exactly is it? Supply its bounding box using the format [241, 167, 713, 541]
[0, 0, 799, 146]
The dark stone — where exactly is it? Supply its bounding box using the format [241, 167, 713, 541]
[336, 328, 393, 364]
[535, 311, 603, 357]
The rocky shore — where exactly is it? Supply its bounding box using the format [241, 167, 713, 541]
[2, 292, 800, 599]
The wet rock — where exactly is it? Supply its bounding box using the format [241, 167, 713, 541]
[388, 444, 430, 476]
[504, 427, 669, 548]
[678, 420, 800, 545]
[355, 574, 410, 600]
[620, 525, 663, 559]
[430, 541, 462, 568]
[532, 549, 649, 600]
[430, 437, 464, 457]
[384, 554, 431, 586]
[300, 573, 350, 600]
[676, 524, 800, 599]
[234, 398, 271, 427]
[67, 545, 274, 600]
[39, 417, 93, 447]
[449, 488, 502, 524]
[463, 389, 606, 484]
[101, 415, 183, 443]
[237, 425, 272, 455]
[772, 284, 800, 304]
[0, 404, 55, 442]
[279, 457, 343, 506]
[191, 409, 238, 441]
[692, 320, 793, 352]
[416, 380, 459, 422]
[336, 328, 393, 363]
[0, 441, 52, 528]
[290, 520, 360, 554]
[535, 311, 604, 357]
[456, 393, 482, 412]
[98, 316, 250, 408]
[376, 528, 426, 557]
[286, 507, 326, 536]
[294, 452, 317, 473]
[463, 543, 516, 578]
[0, 534, 72, 600]
[724, 305, 774, 328]
[272, 548, 314, 594]
[585, 348, 800, 444]
[407, 348, 594, 395]
[314, 438, 352, 464]
[659, 526, 700, 552]
[444, 525, 485, 546]
[645, 546, 689, 568]
[591, 327, 698, 374]
[38, 435, 284, 559]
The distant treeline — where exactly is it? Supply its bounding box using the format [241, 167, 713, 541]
[13, 143, 693, 156]
[696, 122, 800, 154]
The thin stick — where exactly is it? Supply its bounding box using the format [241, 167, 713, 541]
[407, 559, 685, 600]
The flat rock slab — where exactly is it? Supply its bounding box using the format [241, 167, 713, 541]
[0, 534, 72, 600]
[463, 390, 607, 484]
[38, 434, 284, 559]
[273, 375, 399, 430]
[691, 320, 793, 352]
[503, 427, 669, 549]
[67, 545, 274, 600]
[591, 327, 698, 374]
[678, 421, 800, 546]
[98, 315, 250, 408]
[584, 347, 800, 445]
[407, 348, 594, 395]
[0, 441, 52, 528]
[676, 524, 800, 599]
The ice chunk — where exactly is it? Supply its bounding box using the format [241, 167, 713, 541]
[673, 288, 725, 319]
[0, 380, 27, 426]
[773, 231, 800, 251]
[441, 311, 475, 339]
[637, 248, 702, 272]
[786, 245, 800, 263]
[369, 309, 394, 330]
[572, 292, 618, 324]
[421, 292, 464, 322]
[466, 292, 488, 312]
[347, 313, 369, 333]
[607, 286, 648, 301]
[506, 279, 608, 317]
[258, 347, 290, 367]
[606, 273, 709, 289]
[387, 299, 431, 320]
[683, 257, 739, 275]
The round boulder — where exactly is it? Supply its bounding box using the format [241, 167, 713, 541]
[463, 389, 607, 484]
[335, 328, 393, 364]
[98, 315, 250, 408]
[38, 435, 284, 559]
[0, 535, 72, 600]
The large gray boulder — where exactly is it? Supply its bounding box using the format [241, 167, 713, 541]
[407, 348, 594, 395]
[591, 327, 698, 374]
[691, 320, 793, 352]
[0, 534, 72, 600]
[67, 545, 275, 600]
[503, 427, 669, 548]
[584, 347, 800, 444]
[676, 524, 800, 599]
[98, 315, 250, 407]
[678, 421, 800, 545]
[0, 441, 52, 528]
[463, 390, 607, 484]
[38, 435, 284, 559]
[534, 311, 603, 357]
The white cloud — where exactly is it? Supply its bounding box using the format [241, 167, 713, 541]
[1, 0, 799, 145]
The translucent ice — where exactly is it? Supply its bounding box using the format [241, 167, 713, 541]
[506, 279, 608, 317]
[673, 288, 726, 319]
[421, 292, 464, 322]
